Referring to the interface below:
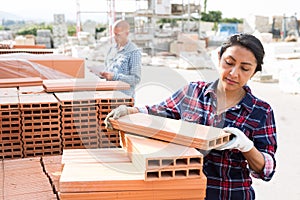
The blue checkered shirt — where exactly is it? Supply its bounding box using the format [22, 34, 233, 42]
[105, 40, 141, 97]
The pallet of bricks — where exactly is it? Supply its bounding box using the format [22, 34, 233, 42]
[54, 90, 134, 150]
[0, 88, 22, 159]
[0, 87, 58, 199]
[0, 86, 134, 159]
[59, 135, 207, 200]
[58, 113, 232, 200]
[19, 93, 62, 157]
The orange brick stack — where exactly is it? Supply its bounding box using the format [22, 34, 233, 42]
[19, 93, 62, 157]
[55, 91, 99, 149]
[58, 135, 207, 200]
[0, 157, 57, 199]
[42, 155, 63, 195]
[95, 91, 134, 148]
[0, 94, 22, 159]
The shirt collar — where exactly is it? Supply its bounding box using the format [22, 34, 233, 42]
[115, 40, 130, 52]
[241, 85, 255, 113]
[204, 80, 218, 98]
[204, 79, 255, 113]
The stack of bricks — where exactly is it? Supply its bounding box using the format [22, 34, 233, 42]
[55, 91, 100, 149]
[58, 134, 207, 199]
[42, 155, 63, 196]
[0, 88, 22, 159]
[19, 93, 62, 157]
[0, 157, 57, 199]
[96, 91, 134, 148]
[0, 87, 134, 159]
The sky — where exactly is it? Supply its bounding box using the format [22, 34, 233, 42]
[1, 0, 300, 23]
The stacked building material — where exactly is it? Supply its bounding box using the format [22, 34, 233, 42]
[61, 148, 130, 165]
[95, 91, 134, 148]
[0, 157, 56, 199]
[0, 77, 43, 87]
[18, 85, 46, 94]
[36, 29, 52, 48]
[58, 135, 207, 199]
[57, 113, 229, 199]
[110, 113, 231, 150]
[0, 93, 22, 159]
[0, 53, 85, 78]
[52, 14, 68, 48]
[42, 155, 63, 196]
[19, 93, 62, 157]
[0, 47, 54, 54]
[126, 134, 203, 181]
[55, 91, 100, 149]
[43, 79, 130, 92]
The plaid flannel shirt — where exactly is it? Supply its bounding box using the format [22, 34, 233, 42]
[140, 80, 277, 200]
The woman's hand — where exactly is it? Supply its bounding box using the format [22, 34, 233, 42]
[104, 105, 138, 129]
[216, 127, 254, 152]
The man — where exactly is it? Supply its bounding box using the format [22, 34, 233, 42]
[100, 20, 142, 98]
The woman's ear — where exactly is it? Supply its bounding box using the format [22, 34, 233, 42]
[217, 51, 222, 65]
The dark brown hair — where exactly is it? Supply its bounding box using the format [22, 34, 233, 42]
[219, 33, 265, 73]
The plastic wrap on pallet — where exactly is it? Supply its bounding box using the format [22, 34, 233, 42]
[0, 53, 75, 79]
[0, 58, 72, 79]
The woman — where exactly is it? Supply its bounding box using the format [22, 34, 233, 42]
[105, 33, 277, 200]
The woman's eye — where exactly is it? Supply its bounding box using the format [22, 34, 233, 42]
[241, 67, 249, 71]
[225, 60, 233, 65]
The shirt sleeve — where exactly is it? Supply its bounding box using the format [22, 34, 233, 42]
[250, 152, 275, 179]
[251, 106, 277, 181]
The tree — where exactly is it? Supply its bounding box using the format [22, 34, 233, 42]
[203, 0, 207, 13]
[201, 11, 222, 22]
[222, 17, 243, 23]
[16, 24, 52, 36]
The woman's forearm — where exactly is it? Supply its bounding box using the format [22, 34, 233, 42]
[243, 147, 265, 173]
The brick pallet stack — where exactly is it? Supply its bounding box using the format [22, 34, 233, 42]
[95, 91, 134, 148]
[19, 93, 62, 157]
[55, 113, 233, 199]
[58, 134, 207, 200]
[54, 90, 134, 149]
[0, 88, 22, 159]
[55, 91, 99, 149]
[0, 157, 57, 199]
[42, 155, 63, 196]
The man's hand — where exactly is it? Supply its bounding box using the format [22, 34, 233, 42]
[216, 127, 254, 152]
[100, 71, 114, 81]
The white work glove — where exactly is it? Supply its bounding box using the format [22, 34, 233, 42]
[104, 105, 136, 129]
[104, 105, 129, 129]
[216, 127, 254, 152]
